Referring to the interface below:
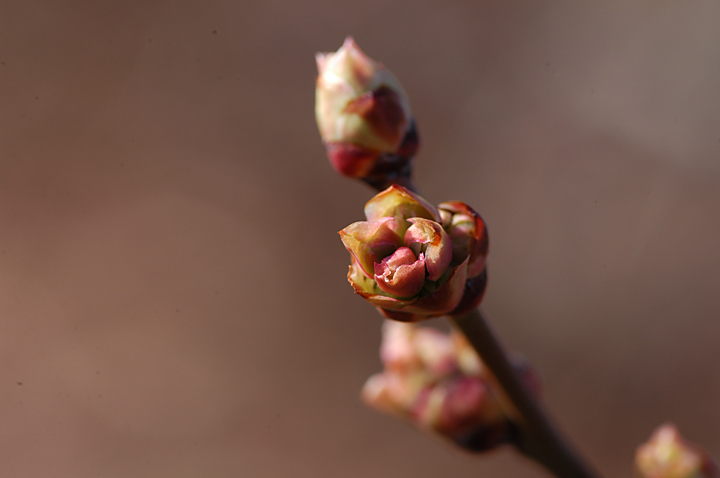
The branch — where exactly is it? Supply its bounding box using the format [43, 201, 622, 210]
[451, 307, 600, 478]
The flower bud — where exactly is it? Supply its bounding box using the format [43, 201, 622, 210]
[380, 320, 455, 376]
[315, 38, 418, 184]
[636, 424, 718, 478]
[413, 376, 505, 438]
[362, 321, 528, 452]
[438, 201, 489, 279]
[340, 185, 488, 322]
[438, 201, 490, 317]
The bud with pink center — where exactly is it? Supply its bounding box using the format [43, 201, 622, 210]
[339, 185, 488, 321]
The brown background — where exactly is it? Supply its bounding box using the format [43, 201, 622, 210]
[1, 1, 720, 477]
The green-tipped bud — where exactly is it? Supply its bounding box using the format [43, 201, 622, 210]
[636, 424, 718, 478]
[315, 38, 418, 185]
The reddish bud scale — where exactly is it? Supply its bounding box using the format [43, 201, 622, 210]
[447, 269, 488, 318]
[438, 201, 489, 280]
[344, 86, 407, 148]
[325, 143, 380, 178]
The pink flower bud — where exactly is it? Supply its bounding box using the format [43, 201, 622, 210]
[379, 320, 421, 371]
[315, 38, 416, 179]
[362, 321, 517, 452]
[380, 321, 455, 376]
[341, 186, 460, 321]
[438, 201, 489, 279]
[340, 186, 489, 321]
[437, 377, 505, 435]
[636, 424, 718, 478]
[374, 247, 426, 298]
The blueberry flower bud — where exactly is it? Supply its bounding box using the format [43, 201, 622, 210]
[339, 185, 488, 322]
[340, 186, 470, 321]
[438, 201, 489, 279]
[362, 321, 537, 452]
[315, 38, 417, 183]
[636, 425, 718, 478]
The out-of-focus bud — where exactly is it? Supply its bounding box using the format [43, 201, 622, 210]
[315, 37, 418, 188]
[339, 185, 488, 322]
[362, 321, 537, 452]
[413, 376, 505, 438]
[636, 424, 718, 478]
[379, 317, 454, 375]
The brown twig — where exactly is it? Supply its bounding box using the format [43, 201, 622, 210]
[451, 307, 600, 478]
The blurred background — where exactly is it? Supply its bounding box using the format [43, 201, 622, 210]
[1, 1, 719, 476]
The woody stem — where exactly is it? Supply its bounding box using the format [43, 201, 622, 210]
[451, 307, 600, 478]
